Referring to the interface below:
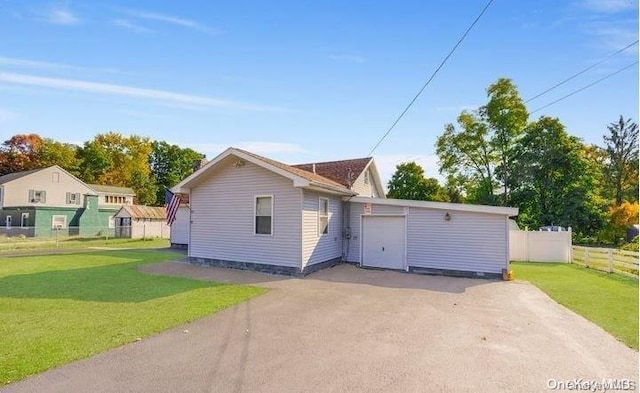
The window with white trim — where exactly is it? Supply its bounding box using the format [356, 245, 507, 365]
[255, 196, 273, 235]
[29, 189, 46, 203]
[21, 213, 28, 228]
[364, 170, 370, 185]
[51, 215, 67, 230]
[318, 197, 329, 235]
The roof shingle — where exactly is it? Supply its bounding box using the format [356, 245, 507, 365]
[292, 157, 372, 188]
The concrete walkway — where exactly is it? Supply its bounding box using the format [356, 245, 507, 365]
[4, 263, 637, 393]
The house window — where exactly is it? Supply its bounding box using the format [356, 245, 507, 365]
[255, 196, 273, 235]
[29, 190, 46, 203]
[52, 172, 60, 183]
[318, 197, 329, 235]
[21, 213, 28, 228]
[66, 192, 80, 205]
[5, 216, 11, 229]
[364, 170, 370, 185]
[51, 215, 67, 230]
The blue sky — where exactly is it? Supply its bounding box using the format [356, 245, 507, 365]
[0, 0, 637, 183]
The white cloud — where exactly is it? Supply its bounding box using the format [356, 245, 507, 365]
[183, 142, 306, 158]
[119, 8, 217, 34]
[328, 54, 366, 63]
[0, 72, 286, 112]
[374, 153, 442, 187]
[0, 57, 119, 74]
[112, 19, 154, 34]
[44, 5, 79, 25]
[581, 0, 638, 13]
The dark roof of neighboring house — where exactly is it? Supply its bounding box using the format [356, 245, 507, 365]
[119, 205, 166, 220]
[89, 184, 136, 195]
[0, 168, 43, 184]
[235, 148, 353, 192]
[292, 157, 372, 188]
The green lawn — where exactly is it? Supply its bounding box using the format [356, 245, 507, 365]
[0, 249, 266, 385]
[512, 262, 638, 350]
[0, 237, 171, 255]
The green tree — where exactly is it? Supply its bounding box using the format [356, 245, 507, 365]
[38, 139, 80, 174]
[77, 132, 157, 205]
[436, 78, 527, 206]
[387, 162, 445, 201]
[149, 141, 205, 204]
[511, 117, 605, 237]
[603, 116, 638, 204]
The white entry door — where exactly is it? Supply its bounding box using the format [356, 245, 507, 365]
[362, 216, 405, 270]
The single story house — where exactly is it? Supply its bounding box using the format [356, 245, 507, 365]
[0, 165, 134, 237]
[172, 147, 518, 278]
[114, 205, 169, 239]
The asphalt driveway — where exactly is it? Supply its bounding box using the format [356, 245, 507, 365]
[4, 263, 638, 393]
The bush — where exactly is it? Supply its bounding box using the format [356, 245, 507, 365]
[620, 236, 639, 252]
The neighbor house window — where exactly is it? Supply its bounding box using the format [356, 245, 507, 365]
[21, 213, 28, 228]
[106, 195, 126, 204]
[318, 197, 329, 235]
[255, 196, 273, 235]
[66, 192, 81, 205]
[28, 190, 46, 203]
[51, 215, 67, 230]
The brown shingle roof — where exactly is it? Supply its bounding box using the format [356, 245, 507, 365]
[119, 205, 166, 220]
[292, 157, 372, 188]
[234, 148, 354, 193]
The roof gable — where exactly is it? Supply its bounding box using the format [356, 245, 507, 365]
[174, 147, 356, 195]
[292, 157, 372, 189]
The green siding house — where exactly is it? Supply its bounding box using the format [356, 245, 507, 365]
[0, 166, 135, 238]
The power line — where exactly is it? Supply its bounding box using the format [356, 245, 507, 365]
[530, 61, 638, 114]
[525, 39, 638, 103]
[367, 0, 495, 156]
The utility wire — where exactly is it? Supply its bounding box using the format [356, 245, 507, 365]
[525, 39, 638, 103]
[367, 0, 495, 156]
[530, 61, 638, 114]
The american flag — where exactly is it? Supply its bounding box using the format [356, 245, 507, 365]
[165, 189, 181, 226]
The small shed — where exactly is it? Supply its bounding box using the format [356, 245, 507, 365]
[114, 205, 170, 239]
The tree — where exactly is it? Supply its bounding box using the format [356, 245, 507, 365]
[149, 141, 205, 204]
[387, 162, 446, 201]
[598, 201, 639, 245]
[0, 134, 43, 175]
[38, 139, 80, 174]
[510, 116, 605, 237]
[603, 116, 638, 204]
[77, 132, 157, 205]
[435, 78, 527, 206]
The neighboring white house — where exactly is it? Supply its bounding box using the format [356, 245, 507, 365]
[173, 147, 518, 278]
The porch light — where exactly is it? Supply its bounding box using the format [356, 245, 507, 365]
[444, 212, 451, 221]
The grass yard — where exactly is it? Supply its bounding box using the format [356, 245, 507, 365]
[0, 237, 170, 255]
[512, 262, 638, 350]
[0, 249, 266, 386]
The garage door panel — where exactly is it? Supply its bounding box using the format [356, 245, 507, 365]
[362, 216, 405, 270]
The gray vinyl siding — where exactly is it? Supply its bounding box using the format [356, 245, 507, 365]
[406, 208, 508, 274]
[351, 169, 381, 198]
[344, 202, 405, 263]
[301, 191, 342, 268]
[346, 201, 509, 274]
[189, 159, 302, 268]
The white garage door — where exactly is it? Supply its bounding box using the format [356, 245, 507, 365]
[362, 215, 405, 270]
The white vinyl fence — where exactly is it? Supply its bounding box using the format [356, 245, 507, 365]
[572, 246, 639, 279]
[510, 230, 572, 262]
